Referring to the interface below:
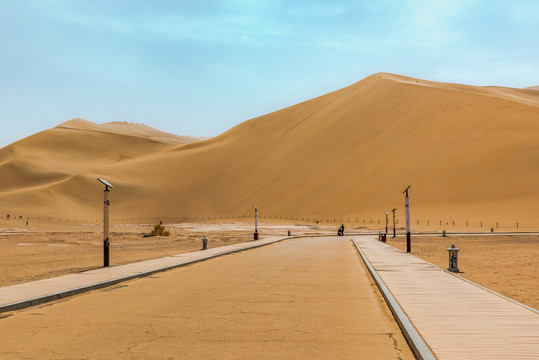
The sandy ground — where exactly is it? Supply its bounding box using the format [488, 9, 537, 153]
[0, 221, 347, 287]
[3, 221, 537, 313]
[387, 235, 539, 310]
[0, 237, 414, 359]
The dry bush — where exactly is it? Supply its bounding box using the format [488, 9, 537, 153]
[150, 223, 170, 237]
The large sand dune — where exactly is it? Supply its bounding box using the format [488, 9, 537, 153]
[1, 73, 539, 226]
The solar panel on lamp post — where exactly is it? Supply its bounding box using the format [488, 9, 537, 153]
[98, 178, 113, 267]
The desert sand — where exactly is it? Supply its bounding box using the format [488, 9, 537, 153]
[2, 219, 538, 313]
[387, 235, 539, 310]
[0, 220, 345, 287]
[1, 73, 539, 228]
[0, 237, 414, 359]
[0, 72, 538, 356]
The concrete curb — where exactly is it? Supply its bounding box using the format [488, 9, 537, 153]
[352, 239, 437, 360]
[0, 236, 295, 314]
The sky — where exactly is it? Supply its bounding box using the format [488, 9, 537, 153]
[0, 0, 538, 147]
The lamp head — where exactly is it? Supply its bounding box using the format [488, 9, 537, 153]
[384, 211, 389, 215]
[253, 205, 258, 211]
[97, 178, 114, 190]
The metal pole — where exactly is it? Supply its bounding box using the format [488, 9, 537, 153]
[392, 208, 396, 238]
[404, 186, 411, 253]
[104, 186, 110, 267]
[385, 213, 388, 234]
[253, 205, 259, 240]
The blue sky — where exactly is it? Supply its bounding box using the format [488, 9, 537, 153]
[0, 0, 538, 147]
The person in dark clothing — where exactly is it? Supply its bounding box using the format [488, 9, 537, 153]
[338, 224, 344, 236]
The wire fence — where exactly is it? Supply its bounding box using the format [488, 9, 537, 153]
[0, 211, 535, 232]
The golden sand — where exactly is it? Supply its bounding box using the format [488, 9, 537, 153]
[1, 73, 538, 226]
[0, 221, 340, 287]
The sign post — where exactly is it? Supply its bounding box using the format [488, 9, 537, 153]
[403, 185, 411, 253]
[447, 244, 460, 272]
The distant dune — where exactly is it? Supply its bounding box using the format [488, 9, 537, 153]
[0, 119, 202, 219]
[1, 73, 539, 226]
[525, 85, 539, 91]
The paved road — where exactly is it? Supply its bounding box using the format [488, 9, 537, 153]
[0, 236, 413, 359]
[0, 236, 287, 312]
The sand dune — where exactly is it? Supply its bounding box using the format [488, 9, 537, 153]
[1, 73, 539, 226]
[0, 119, 202, 218]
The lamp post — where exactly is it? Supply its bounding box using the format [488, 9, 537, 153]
[391, 208, 397, 238]
[384, 211, 389, 234]
[403, 185, 411, 253]
[253, 205, 259, 240]
[98, 178, 114, 267]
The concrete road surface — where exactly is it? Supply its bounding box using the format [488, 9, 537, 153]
[0, 236, 413, 359]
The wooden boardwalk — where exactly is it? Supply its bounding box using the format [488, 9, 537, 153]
[354, 236, 539, 359]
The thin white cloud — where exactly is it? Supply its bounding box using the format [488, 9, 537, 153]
[61, 8, 292, 48]
[401, 0, 480, 48]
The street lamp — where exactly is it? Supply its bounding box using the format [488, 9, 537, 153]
[391, 208, 397, 238]
[403, 185, 411, 253]
[253, 205, 259, 240]
[98, 178, 113, 267]
[384, 211, 389, 234]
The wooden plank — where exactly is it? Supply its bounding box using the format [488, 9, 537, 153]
[355, 236, 539, 360]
